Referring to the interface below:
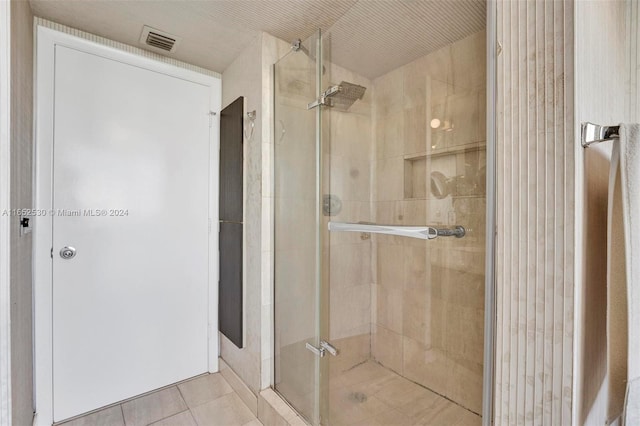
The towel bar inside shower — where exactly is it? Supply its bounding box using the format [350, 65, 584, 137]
[581, 122, 620, 147]
[328, 222, 465, 240]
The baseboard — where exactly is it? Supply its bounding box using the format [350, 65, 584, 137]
[218, 357, 258, 416]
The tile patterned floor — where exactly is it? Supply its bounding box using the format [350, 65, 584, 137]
[329, 361, 482, 426]
[59, 373, 262, 426]
[60, 362, 481, 426]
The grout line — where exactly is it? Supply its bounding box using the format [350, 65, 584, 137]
[175, 383, 188, 408]
[337, 360, 482, 419]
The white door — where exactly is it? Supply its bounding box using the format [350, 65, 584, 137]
[52, 45, 212, 421]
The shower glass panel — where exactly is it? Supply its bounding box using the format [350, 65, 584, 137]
[273, 31, 323, 425]
[319, 23, 486, 425]
[274, 12, 486, 426]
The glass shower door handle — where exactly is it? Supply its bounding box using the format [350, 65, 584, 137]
[328, 222, 465, 240]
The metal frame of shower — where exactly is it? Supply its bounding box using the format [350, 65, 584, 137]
[483, 1, 498, 425]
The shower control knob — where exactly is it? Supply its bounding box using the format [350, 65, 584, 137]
[59, 246, 76, 260]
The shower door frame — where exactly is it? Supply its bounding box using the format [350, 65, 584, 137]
[270, 3, 498, 423]
[482, 1, 498, 425]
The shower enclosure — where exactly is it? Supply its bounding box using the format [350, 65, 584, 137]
[274, 10, 488, 424]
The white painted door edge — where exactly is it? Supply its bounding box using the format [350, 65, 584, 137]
[33, 26, 221, 426]
[0, 1, 12, 425]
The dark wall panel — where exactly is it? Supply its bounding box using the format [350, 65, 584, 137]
[219, 222, 243, 348]
[219, 97, 244, 348]
[219, 97, 243, 222]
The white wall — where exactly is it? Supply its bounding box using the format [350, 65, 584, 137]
[9, 1, 34, 425]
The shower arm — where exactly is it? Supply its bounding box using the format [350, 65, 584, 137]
[327, 222, 465, 240]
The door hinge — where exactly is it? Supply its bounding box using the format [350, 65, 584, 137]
[305, 340, 339, 358]
[50, 247, 53, 258]
[209, 111, 216, 128]
[307, 85, 341, 110]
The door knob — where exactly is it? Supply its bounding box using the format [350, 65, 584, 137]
[59, 246, 76, 259]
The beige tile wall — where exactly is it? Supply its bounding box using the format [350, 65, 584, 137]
[325, 62, 374, 377]
[10, 2, 34, 425]
[494, 1, 574, 424]
[370, 30, 486, 415]
[221, 32, 290, 396]
[220, 34, 264, 395]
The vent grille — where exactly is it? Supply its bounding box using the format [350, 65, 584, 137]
[145, 32, 175, 51]
[139, 26, 181, 53]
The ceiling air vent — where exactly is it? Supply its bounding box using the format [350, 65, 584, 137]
[139, 26, 181, 53]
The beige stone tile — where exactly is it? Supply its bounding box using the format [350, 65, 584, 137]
[328, 334, 371, 377]
[402, 201, 427, 229]
[376, 112, 404, 159]
[242, 420, 264, 426]
[413, 398, 480, 426]
[372, 326, 403, 374]
[371, 376, 431, 409]
[403, 57, 428, 110]
[376, 284, 403, 334]
[374, 68, 404, 118]
[219, 360, 259, 416]
[402, 337, 483, 414]
[374, 202, 405, 227]
[349, 408, 413, 426]
[330, 284, 371, 340]
[451, 30, 486, 91]
[258, 388, 300, 426]
[431, 79, 455, 104]
[403, 245, 429, 290]
[329, 154, 370, 202]
[402, 288, 431, 346]
[375, 156, 404, 201]
[449, 91, 482, 147]
[403, 106, 426, 155]
[422, 45, 453, 84]
[190, 393, 256, 426]
[178, 373, 234, 409]
[377, 244, 404, 289]
[338, 361, 395, 388]
[61, 405, 124, 426]
[394, 387, 441, 421]
[329, 242, 372, 289]
[330, 112, 372, 160]
[121, 387, 187, 426]
[149, 410, 196, 426]
[329, 391, 393, 426]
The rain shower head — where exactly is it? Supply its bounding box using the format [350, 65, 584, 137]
[330, 81, 367, 110]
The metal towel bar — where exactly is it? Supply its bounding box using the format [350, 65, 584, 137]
[581, 122, 620, 147]
[328, 222, 465, 240]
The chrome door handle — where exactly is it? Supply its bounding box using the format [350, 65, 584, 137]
[328, 222, 465, 240]
[59, 246, 76, 259]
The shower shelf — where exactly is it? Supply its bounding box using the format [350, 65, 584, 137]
[404, 141, 486, 160]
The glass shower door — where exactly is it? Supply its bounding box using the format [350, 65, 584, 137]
[273, 31, 324, 425]
[320, 23, 486, 425]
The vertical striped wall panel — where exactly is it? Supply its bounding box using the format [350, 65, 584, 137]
[495, 1, 575, 424]
[34, 17, 221, 79]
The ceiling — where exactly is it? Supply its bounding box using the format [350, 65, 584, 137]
[29, 0, 485, 79]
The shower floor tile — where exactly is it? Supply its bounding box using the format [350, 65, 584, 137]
[330, 361, 481, 426]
